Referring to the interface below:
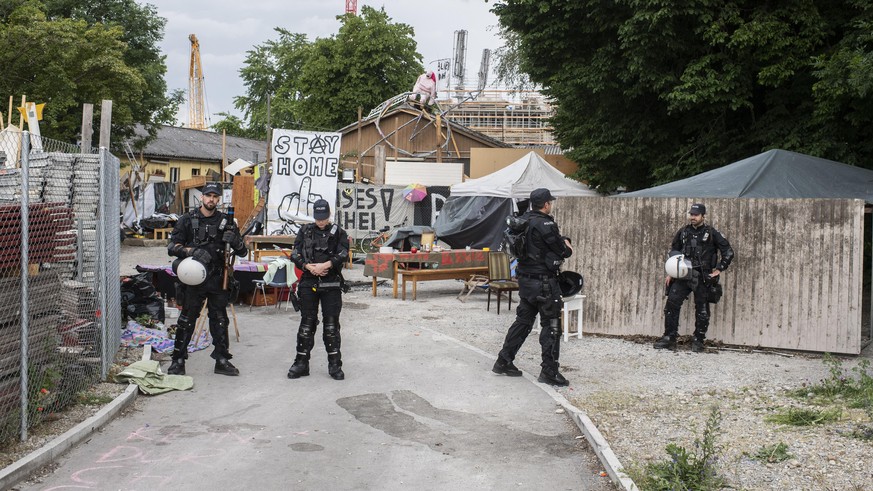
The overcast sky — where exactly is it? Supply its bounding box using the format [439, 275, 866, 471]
[141, 0, 504, 127]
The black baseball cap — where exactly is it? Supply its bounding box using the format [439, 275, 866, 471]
[530, 188, 555, 206]
[313, 199, 331, 220]
[689, 203, 706, 215]
[202, 182, 222, 196]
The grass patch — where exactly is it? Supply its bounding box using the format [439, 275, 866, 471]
[751, 442, 792, 463]
[766, 407, 841, 426]
[76, 393, 115, 406]
[792, 355, 873, 408]
[787, 355, 873, 439]
[626, 405, 728, 491]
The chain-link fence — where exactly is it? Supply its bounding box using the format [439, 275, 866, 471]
[0, 131, 120, 445]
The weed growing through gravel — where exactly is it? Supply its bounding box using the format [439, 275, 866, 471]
[766, 407, 841, 426]
[750, 442, 792, 463]
[789, 354, 873, 437]
[76, 393, 115, 406]
[793, 355, 873, 406]
[851, 390, 873, 440]
[627, 405, 728, 491]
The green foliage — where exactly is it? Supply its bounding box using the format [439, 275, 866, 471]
[27, 363, 62, 423]
[76, 392, 114, 406]
[491, 0, 873, 191]
[751, 442, 792, 463]
[792, 355, 873, 408]
[134, 314, 157, 329]
[790, 354, 873, 439]
[766, 407, 841, 426]
[235, 6, 422, 135]
[211, 112, 258, 139]
[628, 405, 728, 491]
[0, 0, 181, 145]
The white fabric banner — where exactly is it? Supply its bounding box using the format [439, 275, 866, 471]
[267, 129, 341, 235]
[336, 184, 414, 240]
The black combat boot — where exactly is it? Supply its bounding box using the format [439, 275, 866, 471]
[691, 337, 706, 353]
[537, 367, 569, 387]
[328, 354, 344, 380]
[287, 356, 310, 379]
[167, 358, 185, 375]
[653, 336, 677, 350]
[492, 359, 522, 377]
[214, 358, 239, 376]
[168, 322, 193, 375]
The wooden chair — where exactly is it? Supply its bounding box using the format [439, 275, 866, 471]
[487, 252, 519, 314]
[457, 273, 489, 302]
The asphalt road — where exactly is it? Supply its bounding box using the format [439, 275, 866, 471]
[19, 245, 609, 490]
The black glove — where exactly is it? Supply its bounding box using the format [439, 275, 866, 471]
[222, 230, 244, 250]
[191, 248, 212, 265]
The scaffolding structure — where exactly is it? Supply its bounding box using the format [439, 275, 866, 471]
[440, 90, 556, 146]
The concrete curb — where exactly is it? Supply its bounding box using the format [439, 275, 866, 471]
[123, 238, 167, 247]
[0, 345, 149, 490]
[418, 326, 638, 491]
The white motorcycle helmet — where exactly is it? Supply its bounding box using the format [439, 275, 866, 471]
[665, 253, 692, 279]
[177, 257, 207, 286]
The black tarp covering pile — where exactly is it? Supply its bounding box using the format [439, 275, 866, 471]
[121, 272, 165, 323]
[433, 196, 513, 250]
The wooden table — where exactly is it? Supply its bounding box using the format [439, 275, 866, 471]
[244, 235, 297, 262]
[363, 250, 489, 298]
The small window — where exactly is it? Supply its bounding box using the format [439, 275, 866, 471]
[191, 168, 200, 176]
[170, 167, 180, 183]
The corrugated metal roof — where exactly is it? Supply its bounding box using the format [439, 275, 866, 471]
[515, 144, 566, 155]
[129, 125, 267, 163]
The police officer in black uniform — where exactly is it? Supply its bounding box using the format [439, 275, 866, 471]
[167, 182, 248, 376]
[493, 188, 574, 386]
[655, 203, 734, 352]
[287, 199, 350, 380]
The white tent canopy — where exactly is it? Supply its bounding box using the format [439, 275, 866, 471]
[435, 152, 596, 249]
[450, 151, 597, 197]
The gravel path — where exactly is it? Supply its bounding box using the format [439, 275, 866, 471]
[117, 244, 873, 490]
[333, 259, 873, 491]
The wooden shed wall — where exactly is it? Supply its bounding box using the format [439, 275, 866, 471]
[554, 197, 864, 354]
[341, 113, 501, 179]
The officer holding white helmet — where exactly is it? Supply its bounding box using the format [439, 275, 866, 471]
[493, 188, 574, 386]
[167, 182, 248, 376]
[655, 203, 733, 352]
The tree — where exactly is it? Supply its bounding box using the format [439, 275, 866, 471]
[0, 0, 181, 146]
[491, 1, 873, 191]
[211, 112, 255, 139]
[234, 6, 422, 134]
[231, 29, 312, 140]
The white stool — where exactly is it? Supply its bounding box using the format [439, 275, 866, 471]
[561, 294, 586, 342]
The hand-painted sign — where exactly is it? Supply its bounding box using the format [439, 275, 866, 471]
[337, 184, 413, 239]
[267, 129, 341, 235]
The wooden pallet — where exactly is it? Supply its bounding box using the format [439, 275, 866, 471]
[240, 196, 265, 236]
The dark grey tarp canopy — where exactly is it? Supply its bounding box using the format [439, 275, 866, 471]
[620, 149, 873, 203]
[435, 152, 596, 249]
[433, 196, 513, 250]
[385, 226, 435, 250]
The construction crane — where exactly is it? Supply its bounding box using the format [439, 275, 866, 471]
[188, 34, 208, 130]
[345, 0, 357, 15]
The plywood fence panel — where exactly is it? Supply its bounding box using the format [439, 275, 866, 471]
[554, 197, 863, 354]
